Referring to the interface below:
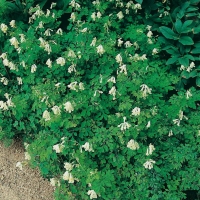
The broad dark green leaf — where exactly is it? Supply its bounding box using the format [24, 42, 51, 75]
[181, 71, 190, 79]
[159, 26, 178, 40]
[191, 48, 200, 54]
[166, 57, 179, 65]
[189, 70, 197, 78]
[175, 19, 182, 33]
[179, 36, 194, 45]
[135, 0, 143, 4]
[178, 57, 189, 66]
[196, 77, 200, 87]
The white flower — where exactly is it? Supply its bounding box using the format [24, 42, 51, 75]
[146, 25, 152, 31]
[44, 43, 52, 54]
[82, 142, 94, 152]
[46, 58, 52, 68]
[56, 28, 63, 35]
[146, 143, 155, 156]
[10, 20, 16, 28]
[180, 65, 185, 71]
[70, 12, 76, 22]
[16, 162, 23, 170]
[147, 31, 153, 38]
[56, 57, 65, 66]
[146, 121, 151, 128]
[97, 11, 102, 18]
[118, 38, 123, 47]
[0, 101, 8, 110]
[37, 21, 44, 29]
[68, 173, 75, 183]
[68, 50, 76, 58]
[140, 84, 152, 98]
[31, 64, 37, 73]
[0, 52, 7, 59]
[186, 90, 192, 99]
[52, 106, 61, 115]
[107, 76, 116, 83]
[79, 82, 85, 90]
[117, 11, 124, 19]
[17, 77, 23, 85]
[87, 190, 98, 199]
[68, 64, 76, 73]
[42, 110, 51, 121]
[94, 90, 103, 97]
[46, 9, 50, 17]
[68, 81, 78, 91]
[63, 101, 74, 113]
[50, 178, 57, 186]
[109, 86, 117, 100]
[134, 3, 142, 10]
[91, 12, 96, 21]
[50, 2, 56, 9]
[64, 162, 73, 171]
[44, 28, 53, 36]
[1, 23, 8, 33]
[19, 34, 26, 43]
[140, 54, 147, 61]
[3, 59, 9, 66]
[90, 37, 97, 47]
[96, 45, 105, 55]
[8, 62, 17, 70]
[131, 107, 140, 116]
[143, 159, 156, 169]
[1, 77, 8, 85]
[124, 41, 133, 48]
[63, 171, 70, 181]
[127, 139, 139, 150]
[10, 37, 19, 48]
[115, 54, 123, 64]
[173, 119, 181, 126]
[190, 62, 195, 68]
[53, 143, 65, 153]
[55, 83, 61, 88]
[133, 42, 139, 49]
[81, 28, 87, 33]
[168, 130, 173, 137]
[152, 48, 158, 55]
[6, 97, 15, 107]
[118, 117, 131, 131]
[119, 64, 127, 75]
[25, 152, 31, 160]
[147, 38, 153, 44]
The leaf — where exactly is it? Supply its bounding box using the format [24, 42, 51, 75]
[175, 19, 182, 33]
[193, 25, 200, 34]
[190, 0, 200, 4]
[191, 48, 200, 54]
[182, 20, 193, 29]
[181, 71, 190, 79]
[178, 57, 189, 66]
[166, 57, 179, 65]
[135, 0, 143, 4]
[179, 36, 194, 45]
[196, 77, 200, 87]
[159, 26, 178, 40]
[189, 70, 197, 78]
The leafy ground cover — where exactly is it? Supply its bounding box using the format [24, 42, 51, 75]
[0, 0, 199, 199]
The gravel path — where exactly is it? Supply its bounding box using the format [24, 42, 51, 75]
[0, 139, 54, 200]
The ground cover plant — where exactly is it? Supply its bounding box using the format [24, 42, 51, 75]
[0, 0, 199, 199]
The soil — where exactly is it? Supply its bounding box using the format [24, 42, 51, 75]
[0, 139, 55, 200]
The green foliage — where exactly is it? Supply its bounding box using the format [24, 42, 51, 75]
[0, 0, 199, 200]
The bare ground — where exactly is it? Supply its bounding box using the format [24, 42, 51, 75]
[0, 139, 55, 200]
